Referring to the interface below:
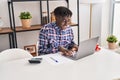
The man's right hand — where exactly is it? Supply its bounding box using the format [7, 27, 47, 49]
[58, 46, 73, 56]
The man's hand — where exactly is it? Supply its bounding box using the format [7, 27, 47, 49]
[59, 46, 73, 56]
[71, 45, 78, 52]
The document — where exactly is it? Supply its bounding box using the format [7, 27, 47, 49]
[43, 52, 75, 65]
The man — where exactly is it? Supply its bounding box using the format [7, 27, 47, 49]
[38, 6, 78, 56]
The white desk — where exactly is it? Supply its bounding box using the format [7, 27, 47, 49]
[1, 48, 120, 80]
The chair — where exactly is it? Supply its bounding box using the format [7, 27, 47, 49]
[0, 48, 33, 63]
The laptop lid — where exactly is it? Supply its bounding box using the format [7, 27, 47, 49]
[72, 36, 99, 60]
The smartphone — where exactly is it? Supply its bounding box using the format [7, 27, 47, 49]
[28, 58, 42, 63]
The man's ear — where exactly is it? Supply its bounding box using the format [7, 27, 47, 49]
[55, 16, 59, 21]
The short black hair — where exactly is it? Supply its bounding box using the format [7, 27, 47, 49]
[54, 6, 72, 17]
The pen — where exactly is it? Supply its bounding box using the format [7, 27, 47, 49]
[50, 57, 58, 63]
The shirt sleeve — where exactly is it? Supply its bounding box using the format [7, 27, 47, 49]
[65, 28, 76, 49]
[38, 26, 52, 55]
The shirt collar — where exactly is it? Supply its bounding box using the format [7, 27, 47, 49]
[54, 22, 70, 31]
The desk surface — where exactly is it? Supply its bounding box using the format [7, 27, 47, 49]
[0, 48, 120, 80]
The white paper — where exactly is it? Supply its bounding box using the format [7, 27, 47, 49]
[43, 53, 75, 65]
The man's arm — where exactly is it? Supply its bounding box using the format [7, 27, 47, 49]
[66, 28, 78, 51]
[59, 28, 78, 56]
[38, 27, 52, 55]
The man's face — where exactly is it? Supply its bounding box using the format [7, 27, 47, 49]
[55, 16, 71, 30]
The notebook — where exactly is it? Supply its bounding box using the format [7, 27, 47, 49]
[66, 36, 99, 60]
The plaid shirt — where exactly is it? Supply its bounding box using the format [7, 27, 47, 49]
[38, 22, 75, 55]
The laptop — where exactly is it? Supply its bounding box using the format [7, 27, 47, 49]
[66, 36, 99, 60]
